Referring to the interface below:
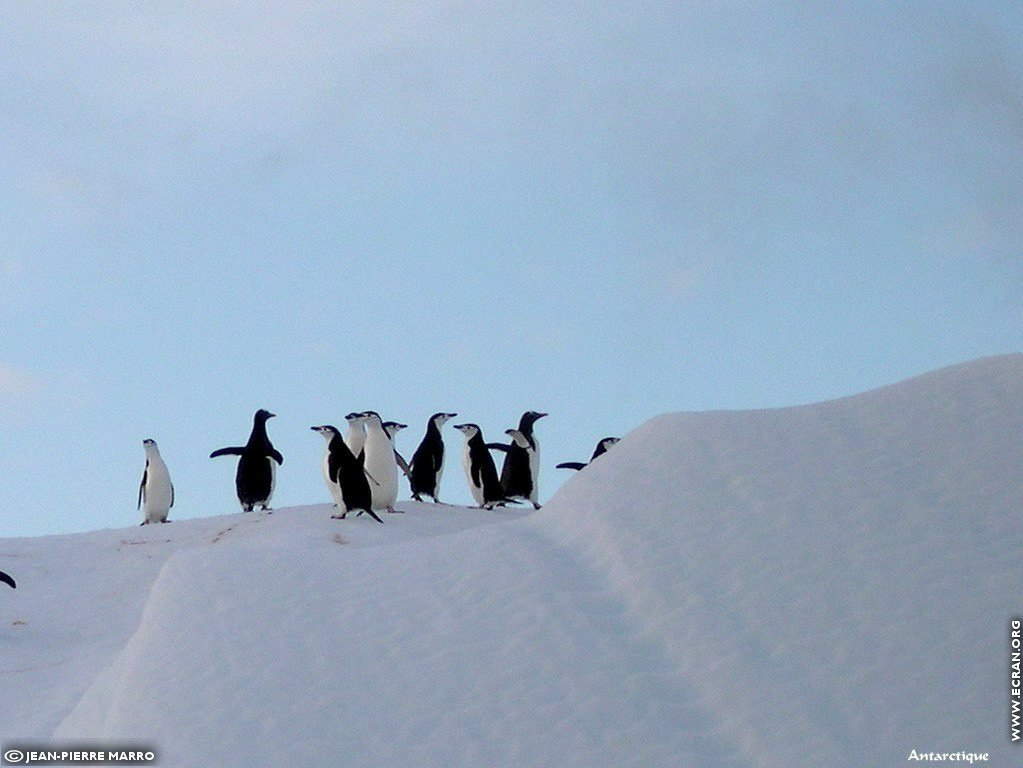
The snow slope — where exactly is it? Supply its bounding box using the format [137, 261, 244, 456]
[2, 354, 1021, 767]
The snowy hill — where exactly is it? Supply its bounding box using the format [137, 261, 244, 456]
[2, 354, 1021, 767]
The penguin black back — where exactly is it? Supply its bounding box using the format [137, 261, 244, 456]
[311, 425, 380, 523]
[496, 411, 546, 508]
[211, 409, 284, 512]
[455, 423, 506, 508]
[557, 437, 620, 471]
[410, 412, 456, 502]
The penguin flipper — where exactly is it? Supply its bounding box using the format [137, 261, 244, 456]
[0, 571, 15, 589]
[210, 446, 245, 458]
[394, 450, 412, 480]
[487, 443, 511, 453]
[170, 481, 175, 509]
[270, 448, 284, 466]
[556, 462, 587, 471]
[138, 467, 147, 509]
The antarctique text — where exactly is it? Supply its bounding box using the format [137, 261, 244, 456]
[907, 752, 988, 763]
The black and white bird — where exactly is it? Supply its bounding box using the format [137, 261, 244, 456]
[490, 411, 546, 509]
[310, 425, 381, 523]
[409, 412, 456, 503]
[556, 437, 620, 471]
[138, 438, 174, 525]
[362, 411, 400, 514]
[210, 409, 284, 512]
[382, 420, 413, 481]
[454, 423, 510, 509]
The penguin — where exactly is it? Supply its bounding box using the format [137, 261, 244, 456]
[361, 411, 400, 513]
[453, 423, 510, 509]
[344, 412, 368, 462]
[310, 425, 382, 523]
[556, 437, 620, 471]
[490, 411, 547, 509]
[0, 571, 14, 589]
[210, 409, 284, 512]
[137, 438, 174, 525]
[382, 421, 413, 481]
[409, 412, 456, 503]
[497, 428, 541, 507]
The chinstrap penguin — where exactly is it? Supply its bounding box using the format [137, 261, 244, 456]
[311, 425, 381, 523]
[138, 438, 174, 525]
[454, 423, 510, 509]
[382, 420, 413, 481]
[497, 428, 541, 508]
[490, 411, 546, 509]
[556, 437, 620, 471]
[362, 411, 401, 513]
[210, 409, 284, 512]
[409, 412, 456, 503]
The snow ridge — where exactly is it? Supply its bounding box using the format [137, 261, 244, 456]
[2, 354, 1021, 767]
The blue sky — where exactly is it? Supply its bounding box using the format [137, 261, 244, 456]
[2, 2, 1021, 537]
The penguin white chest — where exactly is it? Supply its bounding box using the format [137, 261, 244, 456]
[364, 432, 398, 510]
[267, 456, 277, 501]
[143, 458, 173, 523]
[462, 443, 485, 506]
[528, 440, 540, 501]
[321, 449, 342, 506]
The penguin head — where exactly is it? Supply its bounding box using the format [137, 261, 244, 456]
[593, 437, 620, 459]
[382, 421, 407, 439]
[432, 412, 457, 427]
[254, 409, 276, 423]
[310, 425, 339, 441]
[142, 438, 158, 447]
[453, 423, 480, 439]
[519, 411, 548, 431]
[361, 411, 383, 427]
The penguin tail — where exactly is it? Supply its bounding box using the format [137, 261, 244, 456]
[363, 508, 384, 524]
[0, 571, 15, 589]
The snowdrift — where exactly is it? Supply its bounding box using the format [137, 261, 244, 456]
[2, 354, 1021, 767]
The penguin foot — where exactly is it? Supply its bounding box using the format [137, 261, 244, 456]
[386, 506, 403, 514]
[331, 511, 348, 520]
